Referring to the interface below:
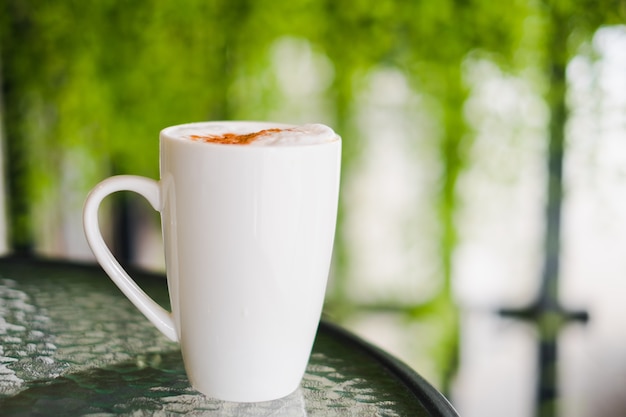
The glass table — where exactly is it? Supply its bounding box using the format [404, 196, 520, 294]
[0, 256, 458, 416]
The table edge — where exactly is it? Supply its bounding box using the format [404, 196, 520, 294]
[318, 320, 459, 417]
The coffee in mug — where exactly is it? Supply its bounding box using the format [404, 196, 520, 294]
[83, 121, 341, 402]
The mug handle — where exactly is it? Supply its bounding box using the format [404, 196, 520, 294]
[83, 175, 178, 342]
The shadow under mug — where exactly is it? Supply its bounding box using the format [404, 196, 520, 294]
[83, 121, 342, 402]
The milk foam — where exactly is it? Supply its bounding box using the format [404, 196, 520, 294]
[165, 122, 339, 146]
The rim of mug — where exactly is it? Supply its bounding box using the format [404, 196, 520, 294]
[160, 121, 341, 149]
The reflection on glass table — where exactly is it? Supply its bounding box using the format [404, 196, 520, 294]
[0, 257, 458, 416]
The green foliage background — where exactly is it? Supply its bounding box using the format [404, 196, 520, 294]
[1, 0, 624, 395]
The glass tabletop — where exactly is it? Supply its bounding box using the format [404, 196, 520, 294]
[0, 257, 458, 416]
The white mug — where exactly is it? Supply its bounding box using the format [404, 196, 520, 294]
[83, 121, 341, 402]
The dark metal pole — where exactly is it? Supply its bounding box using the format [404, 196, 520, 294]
[0, 4, 35, 255]
[499, 9, 588, 417]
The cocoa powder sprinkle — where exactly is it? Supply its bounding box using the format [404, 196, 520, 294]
[189, 128, 287, 145]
